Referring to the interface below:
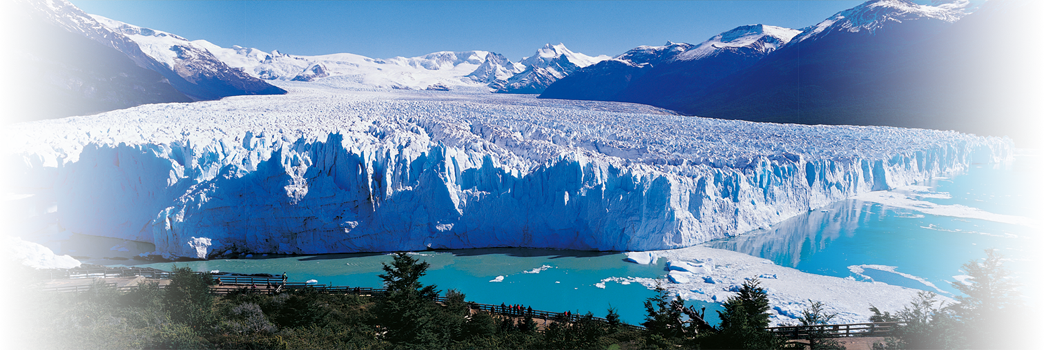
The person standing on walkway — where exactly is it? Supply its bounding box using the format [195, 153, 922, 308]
[282, 272, 287, 284]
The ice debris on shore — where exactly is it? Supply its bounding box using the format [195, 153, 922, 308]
[4, 236, 81, 269]
[615, 245, 949, 325]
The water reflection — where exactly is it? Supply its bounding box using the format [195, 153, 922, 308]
[707, 199, 877, 267]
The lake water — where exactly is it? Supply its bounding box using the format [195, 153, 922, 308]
[709, 154, 1042, 298]
[82, 153, 1041, 325]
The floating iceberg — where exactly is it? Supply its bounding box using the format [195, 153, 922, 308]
[668, 271, 692, 284]
[625, 252, 657, 265]
[4, 87, 1012, 258]
[666, 260, 713, 274]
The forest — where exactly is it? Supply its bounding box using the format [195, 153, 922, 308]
[13, 250, 1029, 349]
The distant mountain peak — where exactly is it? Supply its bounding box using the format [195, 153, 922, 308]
[793, 0, 968, 42]
[494, 43, 609, 94]
[674, 24, 800, 62]
[614, 42, 694, 67]
[521, 43, 608, 70]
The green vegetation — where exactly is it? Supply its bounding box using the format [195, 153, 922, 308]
[23, 250, 1028, 349]
[870, 249, 1031, 349]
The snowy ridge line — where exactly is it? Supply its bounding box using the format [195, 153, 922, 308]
[5, 90, 1012, 259]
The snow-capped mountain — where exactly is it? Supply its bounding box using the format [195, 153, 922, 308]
[465, 52, 525, 84]
[540, 25, 799, 104]
[792, 0, 968, 43]
[198, 45, 515, 91]
[615, 42, 694, 67]
[675, 24, 801, 62]
[494, 43, 610, 94]
[15, 0, 151, 67]
[6, 0, 192, 120]
[654, 0, 1039, 146]
[192, 40, 606, 93]
[89, 14, 285, 100]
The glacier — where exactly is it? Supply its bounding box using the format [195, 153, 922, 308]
[3, 236, 81, 269]
[3, 84, 1012, 259]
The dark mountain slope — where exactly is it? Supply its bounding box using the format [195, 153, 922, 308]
[0, 10, 190, 124]
[681, 0, 1040, 147]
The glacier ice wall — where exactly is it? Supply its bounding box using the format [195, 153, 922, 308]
[4, 89, 1013, 258]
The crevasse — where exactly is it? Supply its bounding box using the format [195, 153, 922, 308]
[8, 91, 1011, 259]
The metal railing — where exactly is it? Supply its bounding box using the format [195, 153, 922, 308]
[767, 322, 899, 338]
[40, 266, 176, 279]
[42, 282, 119, 293]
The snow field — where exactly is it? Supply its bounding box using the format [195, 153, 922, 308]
[4, 87, 1012, 258]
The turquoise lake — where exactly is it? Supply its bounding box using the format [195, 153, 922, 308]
[87, 153, 1041, 325]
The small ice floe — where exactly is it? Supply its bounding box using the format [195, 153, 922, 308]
[210, 270, 220, 274]
[856, 190, 1033, 227]
[624, 252, 657, 265]
[490, 276, 505, 283]
[306, 279, 318, 285]
[668, 271, 692, 284]
[523, 265, 552, 274]
[667, 260, 713, 274]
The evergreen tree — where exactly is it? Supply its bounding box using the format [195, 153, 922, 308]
[642, 284, 685, 341]
[870, 292, 960, 350]
[797, 300, 844, 350]
[271, 288, 330, 328]
[373, 252, 441, 346]
[439, 289, 470, 341]
[720, 278, 770, 330]
[605, 306, 621, 334]
[463, 308, 497, 339]
[709, 278, 784, 349]
[950, 249, 1026, 349]
[870, 250, 1028, 349]
[642, 281, 717, 347]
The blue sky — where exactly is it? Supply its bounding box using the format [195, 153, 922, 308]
[71, 1, 886, 60]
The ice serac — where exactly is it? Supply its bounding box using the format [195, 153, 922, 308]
[6, 90, 1012, 258]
